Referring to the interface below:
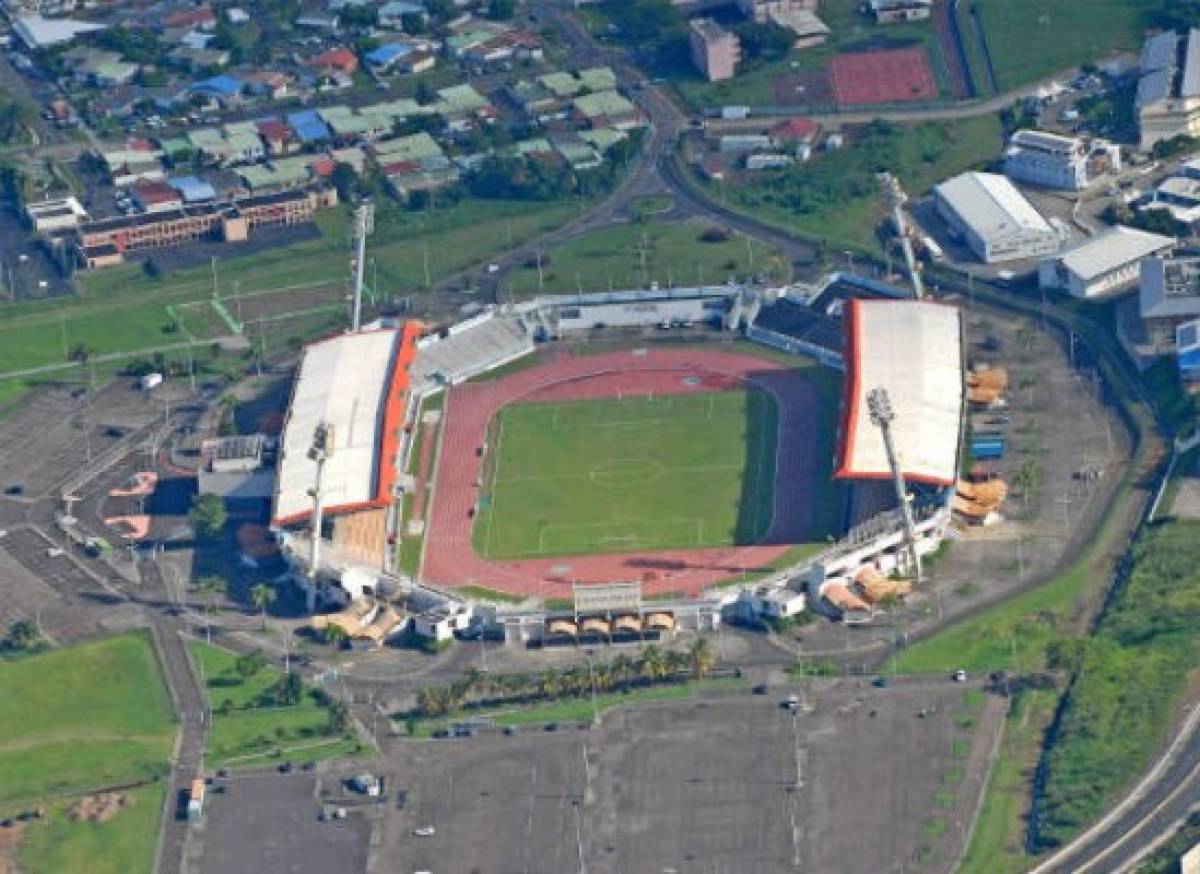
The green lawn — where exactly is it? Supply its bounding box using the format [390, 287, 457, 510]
[18, 782, 165, 874]
[0, 633, 175, 807]
[190, 641, 365, 768]
[973, 0, 1158, 91]
[473, 390, 778, 559]
[410, 676, 744, 736]
[707, 114, 1003, 251]
[502, 221, 787, 297]
[0, 198, 582, 380]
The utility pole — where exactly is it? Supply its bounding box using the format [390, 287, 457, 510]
[867, 387, 923, 586]
[350, 201, 374, 333]
[876, 172, 925, 299]
[306, 422, 335, 613]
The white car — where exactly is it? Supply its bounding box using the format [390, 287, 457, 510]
[953, 670, 968, 683]
[413, 825, 436, 837]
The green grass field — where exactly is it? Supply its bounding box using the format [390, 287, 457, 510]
[0, 633, 175, 808]
[973, 0, 1158, 91]
[502, 221, 786, 298]
[191, 641, 364, 768]
[18, 782, 166, 874]
[473, 390, 778, 559]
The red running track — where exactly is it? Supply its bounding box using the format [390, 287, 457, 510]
[421, 347, 827, 599]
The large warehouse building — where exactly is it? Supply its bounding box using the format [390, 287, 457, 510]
[836, 299, 964, 486]
[934, 171, 1064, 264]
[273, 323, 422, 608]
[1038, 225, 1174, 299]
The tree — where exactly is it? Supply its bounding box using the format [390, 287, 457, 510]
[249, 582, 277, 629]
[235, 650, 267, 679]
[638, 645, 668, 682]
[5, 619, 41, 651]
[732, 20, 793, 66]
[277, 670, 303, 706]
[688, 636, 715, 680]
[328, 698, 351, 733]
[323, 622, 350, 649]
[414, 80, 436, 106]
[68, 343, 92, 365]
[190, 493, 227, 541]
[330, 161, 358, 201]
[486, 0, 514, 19]
[195, 575, 227, 643]
[417, 684, 448, 716]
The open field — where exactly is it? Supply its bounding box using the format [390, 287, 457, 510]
[191, 641, 364, 768]
[17, 782, 166, 874]
[706, 114, 1002, 251]
[0, 199, 581, 379]
[0, 632, 175, 808]
[973, 0, 1157, 91]
[502, 220, 786, 297]
[473, 390, 778, 559]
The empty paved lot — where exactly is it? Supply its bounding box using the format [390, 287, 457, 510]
[376, 679, 1003, 874]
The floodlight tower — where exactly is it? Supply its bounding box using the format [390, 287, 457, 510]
[350, 200, 375, 333]
[877, 172, 925, 300]
[866, 387, 923, 586]
[305, 422, 335, 612]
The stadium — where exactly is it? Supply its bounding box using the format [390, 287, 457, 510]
[266, 277, 968, 641]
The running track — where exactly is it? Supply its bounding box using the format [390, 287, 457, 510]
[421, 347, 827, 598]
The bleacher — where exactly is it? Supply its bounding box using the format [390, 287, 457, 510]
[410, 310, 534, 387]
[752, 298, 844, 355]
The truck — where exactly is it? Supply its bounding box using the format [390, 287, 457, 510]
[140, 372, 163, 391]
[187, 779, 205, 822]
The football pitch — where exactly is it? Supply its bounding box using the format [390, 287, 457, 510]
[472, 389, 779, 559]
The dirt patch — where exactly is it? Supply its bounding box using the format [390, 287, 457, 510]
[0, 821, 24, 874]
[67, 792, 132, 824]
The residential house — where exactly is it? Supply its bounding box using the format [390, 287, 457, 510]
[572, 90, 643, 130]
[190, 74, 244, 106]
[169, 45, 230, 71]
[308, 47, 359, 76]
[169, 175, 217, 203]
[288, 110, 333, 146]
[132, 179, 185, 213]
[103, 149, 166, 187]
[256, 118, 296, 156]
[242, 71, 296, 101]
[163, 6, 217, 30]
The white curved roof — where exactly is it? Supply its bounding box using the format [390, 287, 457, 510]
[836, 300, 963, 486]
[273, 330, 401, 525]
[935, 172, 1052, 238]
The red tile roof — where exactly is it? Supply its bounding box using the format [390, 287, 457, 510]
[770, 117, 820, 141]
[133, 179, 182, 205]
[308, 47, 359, 74]
[164, 6, 216, 28]
[256, 119, 292, 142]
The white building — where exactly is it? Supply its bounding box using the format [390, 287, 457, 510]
[933, 171, 1064, 263]
[1003, 129, 1121, 191]
[1137, 30, 1200, 150]
[1038, 225, 1174, 299]
[1139, 173, 1200, 223]
[13, 14, 105, 49]
[868, 0, 931, 23]
[25, 196, 87, 232]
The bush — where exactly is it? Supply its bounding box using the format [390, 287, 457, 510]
[699, 226, 730, 243]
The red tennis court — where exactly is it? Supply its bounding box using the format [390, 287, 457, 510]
[828, 47, 937, 106]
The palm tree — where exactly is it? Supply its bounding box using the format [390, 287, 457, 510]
[195, 575, 227, 643]
[610, 653, 636, 688]
[323, 623, 349, 649]
[538, 668, 562, 700]
[639, 646, 668, 683]
[688, 636, 716, 681]
[249, 583, 276, 630]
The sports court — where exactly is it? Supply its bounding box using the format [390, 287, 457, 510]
[473, 390, 778, 560]
[828, 47, 938, 106]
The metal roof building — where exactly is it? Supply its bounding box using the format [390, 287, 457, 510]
[273, 324, 421, 527]
[836, 300, 963, 486]
[14, 14, 106, 49]
[933, 171, 1063, 263]
[1039, 225, 1174, 299]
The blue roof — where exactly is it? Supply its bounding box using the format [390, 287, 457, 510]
[192, 74, 242, 97]
[287, 109, 331, 143]
[169, 176, 217, 202]
[366, 42, 412, 64]
[1179, 347, 1200, 372]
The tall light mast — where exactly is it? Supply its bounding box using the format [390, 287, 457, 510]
[867, 387, 923, 586]
[350, 201, 374, 333]
[305, 422, 334, 612]
[877, 172, 925, 300]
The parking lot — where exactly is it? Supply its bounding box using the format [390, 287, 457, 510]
[372, 679, 1004, 874]
[190, 771, 373, 874]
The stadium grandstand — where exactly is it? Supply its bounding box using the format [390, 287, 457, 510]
[266, 277, 966, 636]
[807, 298, 965, 621]
[273, 322, 421, 609]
